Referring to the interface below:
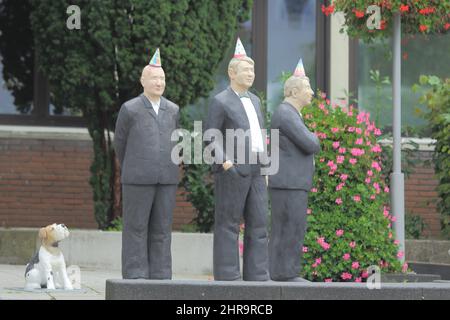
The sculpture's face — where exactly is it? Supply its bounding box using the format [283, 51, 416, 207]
[230, 60, 255, 90]
[39, 223, 70, 246]
[297, 79, 314, 106]
[141, 66, 166, 98]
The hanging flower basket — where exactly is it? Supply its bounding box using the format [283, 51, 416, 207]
[322, 0, 449, 42]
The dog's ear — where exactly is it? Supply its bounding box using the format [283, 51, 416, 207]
[38, 227, 47, 240]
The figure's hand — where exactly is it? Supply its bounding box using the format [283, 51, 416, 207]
[223, 160, 234, 171]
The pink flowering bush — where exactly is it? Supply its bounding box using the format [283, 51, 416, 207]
[300, 92, 405, 282]
[239, 223, 245, 257]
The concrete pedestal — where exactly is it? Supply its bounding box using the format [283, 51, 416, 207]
[105, 279, 450, 300]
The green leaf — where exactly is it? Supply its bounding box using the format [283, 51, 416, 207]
[419, 75, 429, 85]
[428, 76, 441, 86]
[411, 84, 420, 93]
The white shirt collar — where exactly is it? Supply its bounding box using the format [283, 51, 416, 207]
[143, 94, 160, 108]
[149, 98, 160, 108]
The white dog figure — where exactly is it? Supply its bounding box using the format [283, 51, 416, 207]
[24, 223, 73, 290]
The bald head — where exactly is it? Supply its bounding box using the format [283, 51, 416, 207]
[141, 65, 165, 79]
[140, 65, 166, 100]
[284, 76, 310, 98]
[283, 75, 314, 109]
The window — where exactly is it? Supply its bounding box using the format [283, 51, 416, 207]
[0, 60, 33, 115]
[267, 0, 317, 112]
[0, 0, 84, 126]
[357, 33, 449, 136]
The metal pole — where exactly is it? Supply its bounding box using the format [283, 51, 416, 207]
[391, 12, 405, 264]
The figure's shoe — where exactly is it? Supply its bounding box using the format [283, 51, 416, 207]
[271, 277, 310, 282]
[285, 277, 310, 282]
[243, 278, 270, 282]
[215, 276, 242, 281]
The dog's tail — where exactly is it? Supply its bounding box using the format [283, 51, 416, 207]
[24, 251, 40, 277]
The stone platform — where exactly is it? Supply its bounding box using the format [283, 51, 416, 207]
[106, 279, 450, 300]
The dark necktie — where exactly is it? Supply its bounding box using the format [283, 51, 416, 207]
[239, 91, 250, 99]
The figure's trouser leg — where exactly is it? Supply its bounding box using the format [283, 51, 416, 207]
[148, 184, 177, 279]
[242, 175, 270, 281]
[121, 184, 156, 279]
[269, 189, 308, 280]
[213, 171, 249, 280]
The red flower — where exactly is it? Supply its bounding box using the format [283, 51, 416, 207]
[378, 0, 393, 9]
[353, 9, 365, 19]
[445, 23, 450, 31]
[402, 52, 408, 60]
[329, 5, 335, 15]
[419, 7, 435, 15]
[321, 4, 335, 17]
[399, 4, 409, 12]
[380, 20, 387, 30]
[419, 24, 428, 32]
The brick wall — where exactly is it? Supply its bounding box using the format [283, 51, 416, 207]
[0, 137, 97, 229]
[0, 131, 443, 237]
[0, 134, 196, 230]
[404, 150, 441, 238]
[174, 189, 196, 229]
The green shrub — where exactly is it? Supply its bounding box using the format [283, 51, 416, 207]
[179, 108, 215, 233]
[105, 216, 123, 231]
[179, 223, 199, 233]
[300, 92, 405, 282]
[181, 163, 215, 233]
[405, 213, 428, 239]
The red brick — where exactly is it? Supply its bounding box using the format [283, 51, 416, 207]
[418, 191, 438, 197]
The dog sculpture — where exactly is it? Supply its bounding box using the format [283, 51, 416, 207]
[24, 223, 73, 290]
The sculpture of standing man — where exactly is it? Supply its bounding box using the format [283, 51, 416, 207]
[114, 49, 180, 280]
[268, 59, 320, 282]
[206, 38, 269, 281]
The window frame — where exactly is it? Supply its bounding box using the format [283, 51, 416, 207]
[252, 0, 330, 97]
[0, 54, 86, 127]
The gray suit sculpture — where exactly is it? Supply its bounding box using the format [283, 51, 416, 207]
[268, 60, 320, 281]
[206, 38, 269, 281]
[114, 49, 180, 279]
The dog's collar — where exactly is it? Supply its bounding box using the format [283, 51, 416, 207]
[51, 241, 60, 248]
